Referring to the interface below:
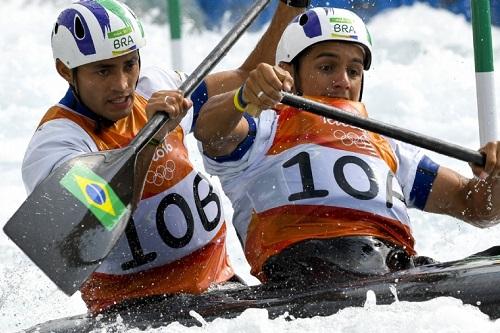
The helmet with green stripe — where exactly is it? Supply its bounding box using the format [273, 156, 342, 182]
[276, 7, 372, 70]
[51, 0, 146, 69]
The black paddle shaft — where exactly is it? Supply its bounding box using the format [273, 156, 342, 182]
[281, 92, 486, 166]
[130, 0, 272, 152]
[3, 0, 272, 296]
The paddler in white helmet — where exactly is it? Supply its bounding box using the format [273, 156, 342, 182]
[21, 0, 308, 314]
[194, 7, 500, 285]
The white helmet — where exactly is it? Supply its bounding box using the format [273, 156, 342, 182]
[51, 0, 146, 69]
[276, 7, 372, 70]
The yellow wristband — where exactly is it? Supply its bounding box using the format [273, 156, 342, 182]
[233, 86, 247, 113]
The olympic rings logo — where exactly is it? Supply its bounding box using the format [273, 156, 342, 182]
[333, 129, 376, 154]
[146, 159, 176, 186]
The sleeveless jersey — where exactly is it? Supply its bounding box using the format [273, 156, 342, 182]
[22, 67, 233, 313]
[203, 97, 436, 280]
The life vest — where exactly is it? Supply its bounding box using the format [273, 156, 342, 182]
[213, 97, 416, 280]
[38, 91, 233, 313]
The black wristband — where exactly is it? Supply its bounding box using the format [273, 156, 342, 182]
[148, 137, 163, 147]
[280, 0, 310, 8]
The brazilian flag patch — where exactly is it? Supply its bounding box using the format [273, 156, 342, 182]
[60, 163, 128, 231]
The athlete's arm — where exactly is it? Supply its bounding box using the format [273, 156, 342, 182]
[424, 141, 500, 227]
[22, 120, 96, 195]
[195, 64, 292, 158]
[132, 90, 192, 207]
[192, 3, 301, 157]
[203, 2, 303, 97]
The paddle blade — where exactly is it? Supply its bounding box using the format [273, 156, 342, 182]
[3, 147, 137, 295]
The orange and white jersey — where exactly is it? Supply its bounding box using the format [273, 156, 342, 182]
[22, 67, 233, 313]
[203, 97, 439, 280]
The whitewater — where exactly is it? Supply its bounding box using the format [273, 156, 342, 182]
[1, 1, 500, 332]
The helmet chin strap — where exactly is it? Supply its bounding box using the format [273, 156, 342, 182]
[290, 60, 303, 96]
[69, 67, 88, 112]
[136, 51, 141, 88]
[359, 74, 364, 102]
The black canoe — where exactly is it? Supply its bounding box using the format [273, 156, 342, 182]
[24, 247, 500, 333]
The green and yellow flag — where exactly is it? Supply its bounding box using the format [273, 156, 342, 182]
[60, 163, 128, 231]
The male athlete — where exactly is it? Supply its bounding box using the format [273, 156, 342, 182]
[194, 7, 500, 284]
[22, 0, 307, 313]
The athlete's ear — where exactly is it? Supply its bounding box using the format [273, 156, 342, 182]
[55, 59, 73, 84]
[279, 61, 300, 94]
[278, 61, 294, 76]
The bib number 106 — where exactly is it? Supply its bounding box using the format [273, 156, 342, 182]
[121, 173, 221, 271]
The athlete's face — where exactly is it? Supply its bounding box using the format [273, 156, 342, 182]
[291, 41, 364, 101]
[60, 51, 140, 121]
